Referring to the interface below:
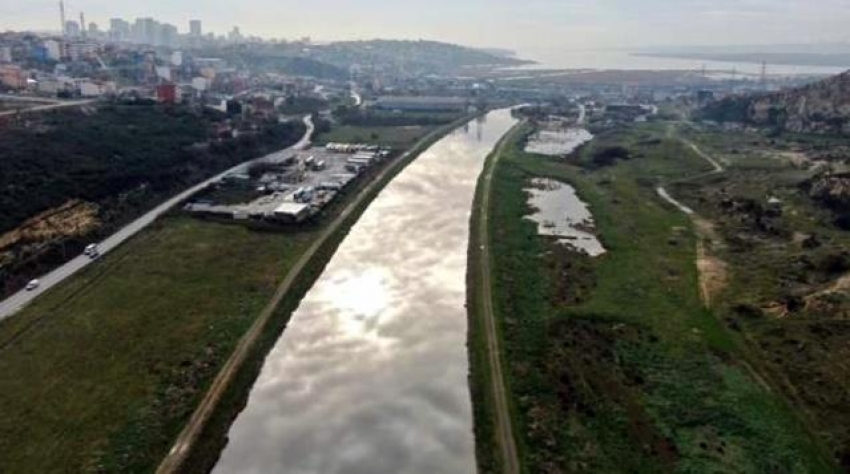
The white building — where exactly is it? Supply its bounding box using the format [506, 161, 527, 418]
[66, 42, 98, 61]
[44, 40, 62, 61]
[79, 80, 116, 97]
[191, 76, 209, 92]
[155, 66, 172, 81]
[79, 81, 102, 97]
[37, 79, 60, 94]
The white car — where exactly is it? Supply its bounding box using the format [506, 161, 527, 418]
[25, 279, 40, 291]
[84, 244, 99, 258]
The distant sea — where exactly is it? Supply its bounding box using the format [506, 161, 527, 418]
[514, 48, 847, 77]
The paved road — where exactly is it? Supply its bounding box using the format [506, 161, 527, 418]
[0, 116, 314, 321]
[476, 123, 522, 474]
[0, 94, 63, 104]
[0, 97, 95, 117]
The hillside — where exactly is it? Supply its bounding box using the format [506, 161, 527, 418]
[204, 46, 350, 80]
[701, 71, 850, 134]
[312, 39, 532, 75]
[209, 39, 530, 79]
[0, 104, 305, 297]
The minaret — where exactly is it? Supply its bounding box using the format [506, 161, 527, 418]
[59, 0, 66, 36]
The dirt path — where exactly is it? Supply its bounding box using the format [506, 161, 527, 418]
[156, 118, 472, 474]
[658, 133, 728, 307]
[683, 138, 724, 173]
[693, 217, 728, 307]
[475, 126, 522, 474]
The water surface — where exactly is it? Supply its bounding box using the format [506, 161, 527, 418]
[213, 109, 518, 474]
[512, 49, 845, 76]
[525, 178, 606, 257]
[525, 128, 593, 156]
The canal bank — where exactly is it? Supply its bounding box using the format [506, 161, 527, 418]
[209, 109, 518, 474]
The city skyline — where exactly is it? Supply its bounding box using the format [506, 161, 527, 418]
[2, 0, 849, 55]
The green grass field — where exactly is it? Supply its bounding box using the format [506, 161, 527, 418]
[474, 122, 837, 472]
[316, 125, 433, 148]
[0, 217, 317, 473]
[669, 126, 850, 467]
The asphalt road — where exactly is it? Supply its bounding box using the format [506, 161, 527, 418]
[0, 94, 64, 104]
[0, 115, 314, 322]
[0, 96, 95, 117]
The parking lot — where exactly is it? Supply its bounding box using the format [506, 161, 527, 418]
[185, 144, 389, 222]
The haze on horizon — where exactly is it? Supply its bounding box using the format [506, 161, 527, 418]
[2, 0, 849, 56]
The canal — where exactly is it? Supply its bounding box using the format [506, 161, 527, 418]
[213, 108, 519, 474]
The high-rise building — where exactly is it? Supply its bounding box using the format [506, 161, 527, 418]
[65, 20, 81, 37]
[228, 26, 243, 43]
[109, 18, 130, 42]
[134, 17, 156, 44]
[190, 20, 202, 37]
[157, 23, 179, 47]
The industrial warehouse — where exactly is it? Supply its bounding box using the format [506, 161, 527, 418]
[184, 142, 389, 223]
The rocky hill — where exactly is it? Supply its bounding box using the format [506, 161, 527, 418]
[701, 70, 850, 134]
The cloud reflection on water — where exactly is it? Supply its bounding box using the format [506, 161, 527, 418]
[213, 109, 518, 474]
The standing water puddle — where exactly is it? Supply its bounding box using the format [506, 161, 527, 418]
[525, 128, 593, 156]
[524, 178, 606, 257]
[212, 109, 518, 474]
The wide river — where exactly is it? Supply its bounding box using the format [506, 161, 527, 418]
[213, 109, 519, 474]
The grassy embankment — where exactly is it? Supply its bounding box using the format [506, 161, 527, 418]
[471, 122, 837, 472]
[316, 124, 435, 148]
[0, 217, 313, 473]
[0, 113, 473, 474]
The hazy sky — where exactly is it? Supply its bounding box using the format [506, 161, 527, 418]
[3, 0, 849, 55]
